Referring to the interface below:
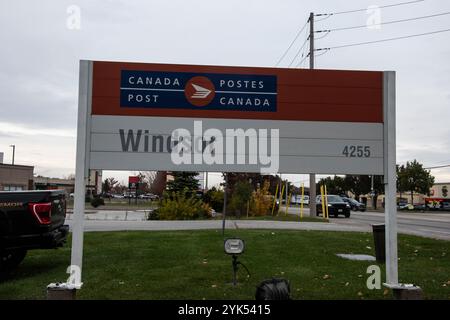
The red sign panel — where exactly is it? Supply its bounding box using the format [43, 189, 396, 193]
[128, 176, 139, 184]
[91, 61, 383, 123]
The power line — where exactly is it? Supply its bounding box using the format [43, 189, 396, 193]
[275, 19, 309, 66]
[297, 41, 310, 68]
[296, 48, 328, 67]
[316, 0, 425, 17]
[317, 12, 450, 32]
[296, 52, 310, 68]
[314, 50, 330, 58]
[315, 30, 330, 40]
[316, 28, 450, 51]
[424, 164, 450, 170]
[288, 35, 310, 67]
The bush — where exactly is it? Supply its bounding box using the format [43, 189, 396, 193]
[90, 197, 105, 208]
[229, 181, 253, 217]
[147, 209, 160, 220]
[157, 190, 212, 220]
[250, 181, 273, 216]
[202, 187, 224, 212]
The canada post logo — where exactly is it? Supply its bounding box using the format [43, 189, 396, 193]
[120, 70, 277, 112]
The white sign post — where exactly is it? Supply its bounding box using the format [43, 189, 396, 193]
[69, 60, 92, 288]
[383, 71, 398, 286]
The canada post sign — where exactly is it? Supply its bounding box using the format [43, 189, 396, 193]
[120, 70, 277, 112]
[87, 60, 388, 175]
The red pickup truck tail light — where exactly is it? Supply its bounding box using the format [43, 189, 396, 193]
[28, 202, 52, 225]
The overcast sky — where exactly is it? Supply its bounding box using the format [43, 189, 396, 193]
[1, 0, 449, 187]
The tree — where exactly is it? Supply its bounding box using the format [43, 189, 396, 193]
[223, 173, 264, 195]
[138, 171, 157, 193]
[102, 177, 118, 194]
[111, 182, 127, 195]
[317, 176, 346, 195]
[401, 160, 435, 204]
[166, 172, 200, 195]
[370, 175, 384, 209]
[442, 185, 448, 198]
[396, 164, 409, 201]
[343, 175, 371, 201]
[229, 180, 253, 217]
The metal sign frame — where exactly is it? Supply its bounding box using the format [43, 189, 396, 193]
[68, 60, 398, 289]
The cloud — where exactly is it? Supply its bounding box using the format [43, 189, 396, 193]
[1, 0, 450, 181]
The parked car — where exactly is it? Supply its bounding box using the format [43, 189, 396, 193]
[0, 190, 69, 273]
[100, 192, 113, 199]
[138, 193, 159, 200]
[341, 197, 366, 212]
[413, 203, 427, 211]
[316, 195, 351, 218]
[397, 200, 409, 210]
[441, 202, 450, 211]
[291, 195, 309, 205]
[123, 193, 136, 199]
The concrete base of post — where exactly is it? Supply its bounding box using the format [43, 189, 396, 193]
[47, 283, 77, 300]
[385, 283, 423, 300]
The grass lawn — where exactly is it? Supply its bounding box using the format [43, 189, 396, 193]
[0, 230, 448, 300]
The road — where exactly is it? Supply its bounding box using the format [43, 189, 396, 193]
[334, 210, 450, 241]
[282, 206, 450, 240]
[65, 208, 450, 240]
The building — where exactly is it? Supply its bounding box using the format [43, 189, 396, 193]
[429, 182, 449, 199]
[0, 163, 34, 191]
[34, 176, 75, 193]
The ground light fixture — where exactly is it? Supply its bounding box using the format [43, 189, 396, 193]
[224, 238, 250, 286]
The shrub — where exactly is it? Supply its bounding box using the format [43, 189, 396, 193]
[90, 197, 105, 208]
[202, 187, 224, 212]
[229, 181, 253, 217]
[250, 181, 273, 216]
[147, 209, 160, 220]
[157, 190, 212, 220]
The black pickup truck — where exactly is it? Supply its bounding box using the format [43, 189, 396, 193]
[0, 190, 69, 273]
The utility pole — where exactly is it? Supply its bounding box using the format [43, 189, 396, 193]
[222, 173, 228, 236]
[309, 12, 315, 69]
[279, 173, 282, 205]
[308, 12, 317, 218]
[371, 175, 375, 208]
[285, 179, 288, 210]
[10, 144, 15, 165]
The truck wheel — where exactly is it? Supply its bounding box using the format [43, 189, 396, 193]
[0, 249, 27, 273]
[344, 212, 351, 218]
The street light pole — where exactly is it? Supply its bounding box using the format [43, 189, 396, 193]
[9, 145, 15, 165]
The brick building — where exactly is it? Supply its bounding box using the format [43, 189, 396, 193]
[0, 163, 34, 191]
